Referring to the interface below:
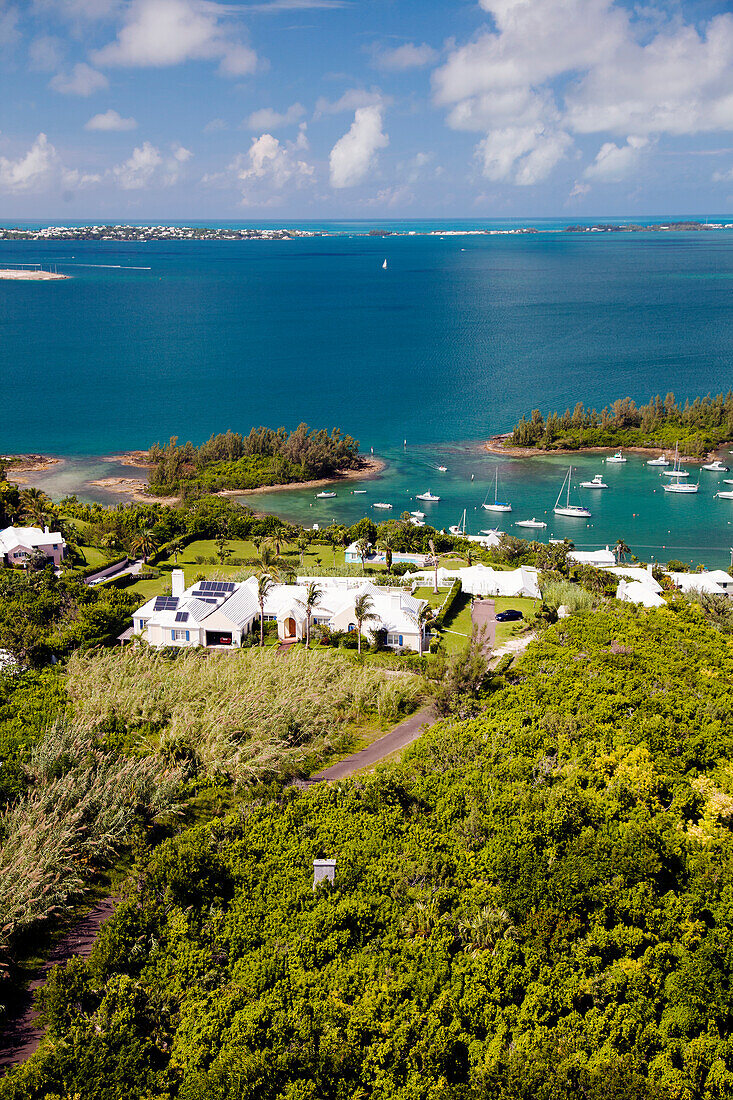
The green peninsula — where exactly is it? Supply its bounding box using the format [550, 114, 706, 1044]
[502, 392, 733, 458]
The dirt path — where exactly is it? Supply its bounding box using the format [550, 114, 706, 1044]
[471, 598, 496, 651]
[0, 897, 117, 1072]
[300, 705, 438, 785]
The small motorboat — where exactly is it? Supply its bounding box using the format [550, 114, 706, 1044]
[724, 479, 733, 485]
[373, 502, 392, 509]
[410, 510, 425, 519]
[515, 518, 547, 529]
[352, 489, 367, 494]
[702, 459, 730, 472]
[579, 474, 608, 489]
[716, 490, 733, 499]
[409, 517, 425, 526]
[437, 465, 448, 472]
[606, 451, 627, 463]
[647, 454, 670, 466]
[316, 490, 337, 498]
[416, 490, 440, 501]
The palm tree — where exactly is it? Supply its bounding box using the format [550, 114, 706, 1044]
[428, 539, 440, 595]
[355, 537, 370, 574]
[353, 591, 377, 654]
[20, 487, 52, 528]
[409, 603, 435, 657]
[378, 539, 393, 574]
[131, 528, 159, 565]
[259, 543, 281, 576]
[168, 538, 184, 563]
[257, 572, 275, 647]
[295, 581, 323, 649]
[458, 906, 517, 956]
[296, 535, 309, 566]
[614, 538, 631, 563]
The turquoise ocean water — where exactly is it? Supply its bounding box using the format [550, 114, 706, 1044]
[2, 219, 733, 567]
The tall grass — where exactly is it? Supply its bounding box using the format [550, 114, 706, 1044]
[541, 580, 594, 612]
[0, 725, 182, 973]
[67, 647, 424, 784]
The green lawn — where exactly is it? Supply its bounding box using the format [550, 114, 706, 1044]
[438, 593, 538, 655]
[413, 585, 452, 610]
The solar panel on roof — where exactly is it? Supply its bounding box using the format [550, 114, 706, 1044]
[154, 596, 179, 611]
[175, 611, 188, 622]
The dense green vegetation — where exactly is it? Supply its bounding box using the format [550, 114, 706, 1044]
[508, 392, 733, 457]
[147, 425, 363, 495]
[4, 601, 733, 1098]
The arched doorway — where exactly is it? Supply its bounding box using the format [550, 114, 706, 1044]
[285, 617, 296, 638]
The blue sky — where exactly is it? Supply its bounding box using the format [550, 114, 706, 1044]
[2, 0, 733, 219]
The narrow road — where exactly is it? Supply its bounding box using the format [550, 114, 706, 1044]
[301, 704, 438, 784]
[0, 897, 117, 1072]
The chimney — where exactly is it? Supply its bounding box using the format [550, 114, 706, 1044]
[313, 858, 336, 890]
[171, 569, 185, 598]
[44, 525, 49, 535]
[647, 562, 655, 576]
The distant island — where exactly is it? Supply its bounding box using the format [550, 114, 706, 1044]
[489, 392, 733, 459]
[105, 425, 378, 500]
[1, 220, 732, 243]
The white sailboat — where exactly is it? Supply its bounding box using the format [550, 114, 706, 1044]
[515, 518, 547, 529]
[662, 442, 692, 482]
[482, 469, 512, 512]
[449, 508, 467, 536]
[579, 473, 608, 489]
[382, 258, 388, 270]
[554, 467, 592, 518]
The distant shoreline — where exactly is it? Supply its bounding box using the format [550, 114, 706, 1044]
[484, 434, 725, 464]
[0, 269, 68, 280]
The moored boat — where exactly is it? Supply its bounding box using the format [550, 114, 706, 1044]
[647, 454, 670, 466]
[580, 474, 608, 489]
[515, 518, 547, 529]
[554, 467, 592, 518]
[482, 469, 512, 512]
[702, 459, 730, 472]
[373, 501, 392, 509]
[606, 451, 626, 463]
[316, 490, 337, 498]
[416, 490, 440, 501]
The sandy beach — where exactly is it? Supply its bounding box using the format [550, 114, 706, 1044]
[0, 269, 68, 280]
[89, 456, 386, 504]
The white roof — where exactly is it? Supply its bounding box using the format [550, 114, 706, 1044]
[0, 526, 63, 552]
[404, 564, 539, 599]
[568, 547, 616, 567]
[616, 579, 666, 608]
[605, 566, 663, 593]
[667, 570, 733, 595]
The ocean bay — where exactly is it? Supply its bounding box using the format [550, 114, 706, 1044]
[3, 220, 733, 566]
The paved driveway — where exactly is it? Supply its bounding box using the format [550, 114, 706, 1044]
[471, 598, 496, 651]
[300, 704, 437, 784]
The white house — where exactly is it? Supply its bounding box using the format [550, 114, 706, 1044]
[405, 564, 541, 599]
[568, 546, 617, 568]
[132, 571, 429, 652]
[616, 578, 666, 608]
[667, 569, 733, 597]
[0, 525, 65, 567]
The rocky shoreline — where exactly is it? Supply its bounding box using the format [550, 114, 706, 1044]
[89, 456, 386, 504]
[484, 434, 724, 464]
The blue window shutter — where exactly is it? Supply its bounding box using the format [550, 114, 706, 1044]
[171, 630, 175, 640]
[185, 630, 190, 641]
[398, 635, 403, 646]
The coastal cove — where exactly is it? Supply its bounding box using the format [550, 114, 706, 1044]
[4, 220, 733, 566]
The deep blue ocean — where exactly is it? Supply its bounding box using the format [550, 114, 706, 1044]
[2, 219, 733, 566]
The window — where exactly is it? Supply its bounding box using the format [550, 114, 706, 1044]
[387, 633, 399, 646]
[171, 629, 189, 641]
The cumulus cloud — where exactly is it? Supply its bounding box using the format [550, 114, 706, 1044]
[0, 132, 100, 193]
[204, 118, 227, 133]
[434, 0, 733, 186]
[50, 62, 108, 95]
[217, 127, 315, 204]
[85, 108, 137, 131]
[111, 141, 192, 189]
[329, 105, 388, 189]
[583, 135, 649, 182]
[374, 42, 437, 71]
[92, 0, 258, 77]
[0, 3, 20, 51]
[713, 166, 733, 183]
[245, 103, 305, 130]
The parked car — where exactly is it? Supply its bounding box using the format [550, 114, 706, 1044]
[495, 609, 523, 622]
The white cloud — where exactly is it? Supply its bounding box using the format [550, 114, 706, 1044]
[0, 132, 100, 193]
[93, 0, 258, 77]
[112, 141, 162, 189]
[0, 133, 57, 192]
[433, 0, 733, 187]
[713, 166, 733, 183]
[0, 3, 20, 51]
[204, 117, 227, 133]
[28, 36, 65, 72]
[220, 127, 315, 204]
[329, 104, 388, 188]
[245, 103, 305, 130]
[374, 42, 437, 71]
[50, 62, 108, 95]
[314, 88, 384, 116]
[85, 108, 137, 131]
[583, 135, 649, 182]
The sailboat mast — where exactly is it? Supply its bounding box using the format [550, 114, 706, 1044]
[567, 466, 572, 508]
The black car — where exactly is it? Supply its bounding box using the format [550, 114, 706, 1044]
[495, 609, 523, 622]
